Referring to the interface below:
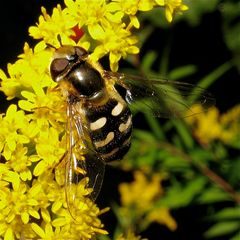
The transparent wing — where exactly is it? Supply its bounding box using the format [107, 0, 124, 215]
[104, 71, 215, 118]
[65, 102, 105, 219]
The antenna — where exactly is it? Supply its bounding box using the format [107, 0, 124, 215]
[46, 34, 63, 50]
[57, 34, 63, 46]
[46, 43, 57, 50]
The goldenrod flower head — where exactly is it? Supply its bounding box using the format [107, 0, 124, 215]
[146, 207, 177, 231]
[186, 104, 240, 145]
[0, 44, 107, 240]
[118, 171, 176, 230]
[0, 43, 53, 100]
[90, 22, 139, 71]
[27, 0, 188, 71]
[29, 5, 76, 49]
[155, 0, 189, 22]
[119, 171, 163, 209]
[116, 229, 145, 240]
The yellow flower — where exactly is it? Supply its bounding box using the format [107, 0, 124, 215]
[155, 0, 188, 22]
[0, 105, 29, 160]
[30, 222, 61, 239]
[186, 104, 240, 145]
[138, 0, 155, 11]
[29, 5, 76, 48]
[4, 143, 32, 181]
[186, 105, 222, 145]
[109, 0, 139, 16]
[90, 22, 139, 71]
[146, 207, 177, 231]
[0, 45, 107, 240]
[19, 84, 66, 132]
[220, 105, 240, 142]
[116, 229, 144, 240]
[0, 176, 40, 239]
[34, 127, 66, 176]
[118, 171, 176, 231]
[108, 0, 140, 28]
[119, 171, 163, 210]
[0, 43, 53, 100]
[64, 0, 123, 31]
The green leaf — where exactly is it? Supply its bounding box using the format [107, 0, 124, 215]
[230, 231, 240, 240]
[160, 177, 207, 208]
[133, 129, 157, 142]
[188, 61, 232, 104]
[169, 65, 198, 80]
[228, 157, 240, 185]
[198, 187, 231, 204]
[144, 113, 165, 140]
[171, 119, 194, 149]
[158, 42, 171, 76]
[141, 51, 158, 72]
[204, 221, 240, 238]
[97, 236, 111, 240]
[159, 150, 189, 170]
[209, 207, 240, 221]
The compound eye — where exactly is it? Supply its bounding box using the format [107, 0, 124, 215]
[75, 46, 88, 57]
[50, 58, 69, 81]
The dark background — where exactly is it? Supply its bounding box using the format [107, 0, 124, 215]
[0, 1, 239, 240]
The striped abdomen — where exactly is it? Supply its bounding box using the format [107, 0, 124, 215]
[85, 98, 132, 162]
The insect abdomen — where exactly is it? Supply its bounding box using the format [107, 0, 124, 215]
[86, 98, 132, 162]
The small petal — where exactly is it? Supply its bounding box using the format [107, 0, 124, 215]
[31, 223, 46, 238]
[33, 160, 48, 176]
[4, 228, 14, 240]
[21, 212, 30, 224]
[88, 24, 105, 40]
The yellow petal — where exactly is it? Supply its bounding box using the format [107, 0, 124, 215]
[165, 7, 173, 22]
[21, 90, 36, 102]
[5, 171, 20, 191]
[52, 201, 62, 213]
[45, 223, 54, 236]
[21, 212, 29, 224]
[29, 183, 41, 196]
[31, 223, 46, 238]
[138, 0, 154, 11]
[41, 208, 51, 222]
[52, 217, 67, 227]
[4, 228, 14, 240]
[28, 209, 40, 219]
[19, 100, 35, 112]
[88, 24, 105, 40]
[155, 0, 164, 5]
[130, 15, 140, 29]
[33, 160, 48, 176]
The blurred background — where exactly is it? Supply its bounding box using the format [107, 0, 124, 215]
[0, 1, 239, 240]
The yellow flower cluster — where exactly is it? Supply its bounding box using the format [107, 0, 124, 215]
[0, 0, 187, 239]
[186, 104, 240, 145]
[118, 171, 177, 231]
[0, 56, 107, 239]
[28, 0, 188, 71]
[116, 229, 145, 240]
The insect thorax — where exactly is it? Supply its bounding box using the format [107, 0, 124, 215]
[67, 62, 105, 98]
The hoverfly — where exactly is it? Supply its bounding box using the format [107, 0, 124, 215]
[49, 41, 214, 218]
